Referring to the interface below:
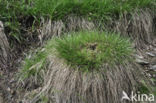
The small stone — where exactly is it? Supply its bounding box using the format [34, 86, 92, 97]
[41, 48, 45, 52]
[136, 59, 149, 65]
[150, 65, 156, 70]
[7, 87, 11, 91]
[9, 78, 15, 83]
[146, 52, 155, 57]
[135, 54, 144, 59]
[151, 58, 156, 65]
[148, 73, 152, 77]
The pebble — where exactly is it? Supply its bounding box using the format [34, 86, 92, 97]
[9, 78, 15, 83]
[151, 58, 156, 65]
[7, 87, 11, 92]
[135, 54, 144, 59]
[150, 65, 156, 70]
[146, 52, 155, 57]
[136, 59, 149, 65]
[148, 73, 152, 77]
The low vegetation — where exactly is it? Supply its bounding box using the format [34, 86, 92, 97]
[20, 31, 133, 80]
[55, 31, 133, 71]
[0, 0, 155, 103]
[19, 32, 153, 103]
[0, 0, 155, 44]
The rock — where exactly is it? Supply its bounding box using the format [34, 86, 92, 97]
[136, 59, 149, 65]
[148, 73, 152, 77]
[151, 58, 156, 65]
[9, 78, 15, 83]
[7, 87, 11, 92]
[135, 54, 144, 59]
[146, 52, 155, 57]
[150, 65, 156, 70]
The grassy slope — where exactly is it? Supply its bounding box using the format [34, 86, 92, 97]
[19, 31, 133, 80]
[0, 0, 154, 100]
[11, 0, 155, 80]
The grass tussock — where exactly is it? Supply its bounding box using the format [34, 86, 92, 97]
[19, 31, 153, 103]
[20, 50, 47, 80]
[28, 56, 151, 103]
[55, 31, 133, 71]
[19, 31, 133, 80]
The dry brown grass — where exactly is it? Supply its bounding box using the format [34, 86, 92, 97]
[26, 56, 149, 103]
[0, 21, 10, 69]
[39, 15, 95, 44]
[38, 9, 155, 48]
[19, 9, 156, 103]
[114, 9, 155, 48]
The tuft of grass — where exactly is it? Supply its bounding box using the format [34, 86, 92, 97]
[19, 39, 56, 80]
[20, 31, 133, 79]
[19, 49, 48, 80]
[54, 31, 133, 71]
[0, 0, 24, 43]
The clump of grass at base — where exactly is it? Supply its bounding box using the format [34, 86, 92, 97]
[19, 40, 56, 80]
[19, 49, 48, 80]
[20, 31, 133, 80]
[55, 31, 133, 71]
